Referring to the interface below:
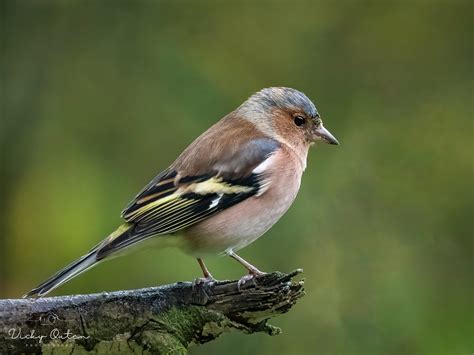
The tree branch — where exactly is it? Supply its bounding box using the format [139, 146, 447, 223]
[0, 270, 304, 354]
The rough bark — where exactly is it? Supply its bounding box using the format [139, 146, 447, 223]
[0, 270, 304, 354]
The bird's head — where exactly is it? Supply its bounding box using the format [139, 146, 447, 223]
[237, 87, 339, 147]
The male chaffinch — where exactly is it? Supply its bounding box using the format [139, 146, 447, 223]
[25, 87, 339, 297]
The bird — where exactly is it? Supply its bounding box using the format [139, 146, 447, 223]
[24, 87, 339, 297]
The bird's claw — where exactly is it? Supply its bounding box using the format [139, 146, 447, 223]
[237, 271, 266, 291]
[192, 276, 216, 291]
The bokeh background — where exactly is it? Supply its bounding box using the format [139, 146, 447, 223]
[1, 1, 472, 354]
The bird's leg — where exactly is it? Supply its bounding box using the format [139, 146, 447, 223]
[227, 250, 266, 290]
[197, 257, 214, 279]
[193, 258, 216, 289]
[228, 251, 264, 275]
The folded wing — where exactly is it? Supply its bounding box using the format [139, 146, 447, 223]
[96, 136, 280, 259]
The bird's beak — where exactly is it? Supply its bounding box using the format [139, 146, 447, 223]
[314, 125, 339, 145]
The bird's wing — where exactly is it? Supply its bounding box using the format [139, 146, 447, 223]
[96, 133, 280, 260]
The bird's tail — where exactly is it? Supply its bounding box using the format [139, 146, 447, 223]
[23, 224, 133, 298]
[22, 244, 101, 298]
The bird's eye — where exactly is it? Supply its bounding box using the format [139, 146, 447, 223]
[294, 115, 305, 126]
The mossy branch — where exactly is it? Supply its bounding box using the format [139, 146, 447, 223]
[0, 270, 304, 354]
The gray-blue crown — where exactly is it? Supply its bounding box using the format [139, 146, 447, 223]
[239, 87, 318, 118]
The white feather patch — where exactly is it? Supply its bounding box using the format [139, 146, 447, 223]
[252, 153, 277, 174]
[252, 154, 277, 196]
[209, 194, 223, 209]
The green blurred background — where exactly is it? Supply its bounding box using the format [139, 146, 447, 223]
[1, 1, 472, 354]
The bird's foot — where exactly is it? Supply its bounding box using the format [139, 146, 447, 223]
[191, 276, 216, 304]
[237, 270, 266, 291]
[192, 276, 216, 291]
